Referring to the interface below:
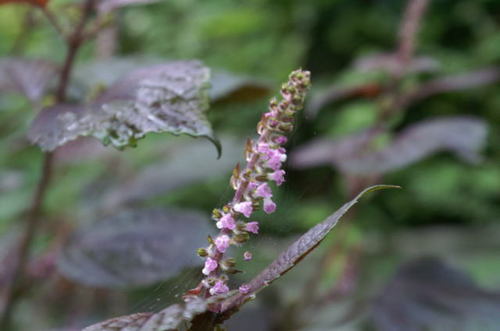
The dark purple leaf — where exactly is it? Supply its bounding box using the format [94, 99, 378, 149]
[28, 61, 219, 153]
[57, 208, 212, 288]
[221, 185, 399, 312]
[0, 58, 58, 101]
[83, 297, 209, 331]
[27, 104, 87, 152]
[291, 117, 487, 175]
[371, 257, 500, 331]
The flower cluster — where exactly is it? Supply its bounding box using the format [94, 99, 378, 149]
[195, 69, 311, 297]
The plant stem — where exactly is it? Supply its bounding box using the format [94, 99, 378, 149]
[0, 1, 96, 328]
[0, 153, 54, 330]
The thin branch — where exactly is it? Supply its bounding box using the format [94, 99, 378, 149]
[0, 0, 96, 328]
[396, 0, 430, 74]
[56, 0, 96, 101]
[0, 153, 54, 329]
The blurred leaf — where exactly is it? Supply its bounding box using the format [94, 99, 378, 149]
[307, 83, 383, 118]
[400, 67, 500, 108]
[83, 296, 209, 331]
[28, 61, 220, 154]
[97, 0, 160, 13]
[28, 104, 86, 152]
[209, 71, 271, 103]
[291, 117, 487, 175]
[371, 257, 500, 331]
[0, 58, 58, 101]
[57, 207, 212, 288]
[102, 136, 244, 210]
[353, 52, 440, 75]
[0, 0, 47, 7]
[83, 313, 153, 331]
[290, 128, 381, 169]
[73, 58, 158, 92]
[221, 185, 399, 312]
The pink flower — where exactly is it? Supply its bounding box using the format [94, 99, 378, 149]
[255, 183, 272, 198]
[202, 257, 218, 275]
[257, 142, 271, 154]
[234, 201, 253, 218]
[263, 198, 276, 214]
[215, 235, 231, 253]
[239, 284, 251, 294]
[269, 170, 285, 186]
[210, 280, 229, 295]
[243, 251, 253, 261]
[266, 149, 286, 170]
[245, 221, 259, 234]
[275, 136, 288, 144]
[216, 213, 236, 230]
[248, 181, 259, 190]
[266, 158, 281, 171]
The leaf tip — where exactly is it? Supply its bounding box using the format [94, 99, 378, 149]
[206, 135, 222, 159]
[358, 184, 401, 197]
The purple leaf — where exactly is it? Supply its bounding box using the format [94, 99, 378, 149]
[371, 257, 500, 331]
[0, 58, 58, 102]
[28, 61, 219, 153]
[83, 297, 209, 331]
[57, 208, 212, 288]
[290, 128, 381, 169]
[221, 185, 399, 312]
[27, 104, 87, 152]
[291, 117, 487, 175]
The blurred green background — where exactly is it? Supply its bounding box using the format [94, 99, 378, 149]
[0, 0, 499, 330]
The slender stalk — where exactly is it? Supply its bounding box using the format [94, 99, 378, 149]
[0, 1, 96, 328]
[0, 153, 54, 330]
[397, 0, 430, 72]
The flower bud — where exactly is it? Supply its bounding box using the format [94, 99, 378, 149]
[197, 248, 208, 257]
[233, 233, 250, 243]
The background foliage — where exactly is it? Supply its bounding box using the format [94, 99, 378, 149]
[0, 0, 499, 330]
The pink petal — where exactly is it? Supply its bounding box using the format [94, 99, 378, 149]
[214, 235, 231, 253]
[234, 201, 253, 218]
[263, 198, 276, 214]
[255, 183, 272, 198]
[245, 221, 259, 234]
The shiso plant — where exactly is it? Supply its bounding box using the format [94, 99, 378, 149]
[11, 0, 496, 329]
[80, 70, 398, 330]
[0, 0, 399, 325]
